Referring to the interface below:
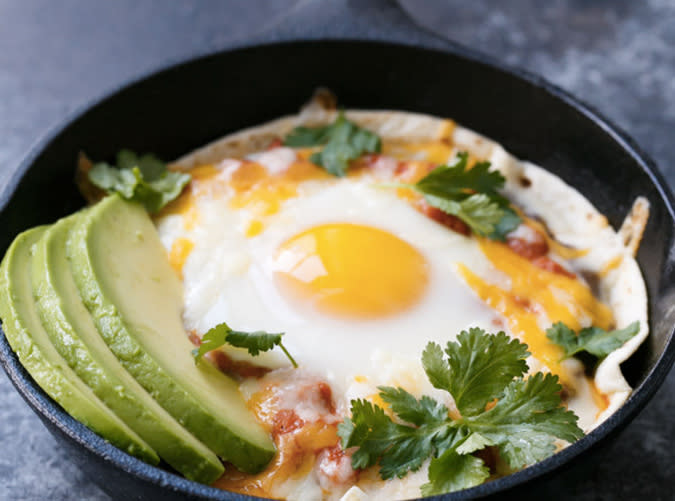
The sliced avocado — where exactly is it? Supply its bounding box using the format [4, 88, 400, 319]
[32, 215, 224, 484]
[0, 227, 157, 464]
[66, 195, 276, 473]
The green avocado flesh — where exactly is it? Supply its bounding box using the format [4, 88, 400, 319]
[0, 227, 157, 464]
[66, 195, 276, 473]
[32, 215, 224, 483]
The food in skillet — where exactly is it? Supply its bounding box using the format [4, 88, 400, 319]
[0, 92, 649, 500]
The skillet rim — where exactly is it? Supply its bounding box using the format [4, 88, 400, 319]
[0, 38, 674, 501]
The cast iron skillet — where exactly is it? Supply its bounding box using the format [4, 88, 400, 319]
[0, 40, 673, 501]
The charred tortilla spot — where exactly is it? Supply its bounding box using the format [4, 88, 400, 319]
[580, 269, 602, 298]
[309, 87, 338, 111]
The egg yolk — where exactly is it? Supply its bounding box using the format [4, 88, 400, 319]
[273, 223, 429, 319]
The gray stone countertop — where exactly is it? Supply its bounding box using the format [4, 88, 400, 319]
[0, 0, 673, 499]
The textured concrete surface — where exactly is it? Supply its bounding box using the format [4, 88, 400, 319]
[0, 0, 673, 499]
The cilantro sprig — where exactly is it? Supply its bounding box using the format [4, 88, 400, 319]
[284, 112, 381, 177]
[338, 328, 584, 495]
[386, 152, 521, 239]
[546, 321, 640, 362]
[88, 149, 190, 213]
[192, 322, 297, 368]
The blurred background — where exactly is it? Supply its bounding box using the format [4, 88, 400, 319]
[0, 1, 673, 499]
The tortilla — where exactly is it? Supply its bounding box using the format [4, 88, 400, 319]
[173, 91, 649, 427]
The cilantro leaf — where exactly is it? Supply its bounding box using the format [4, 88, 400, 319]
[339, 399, 428, 476]
[284, 112, 381, 177]
[341, 330, 585, 496]
[338, 395, 457, 480]
[339, 400, 395, 470]
[421, 342, 454, 392]
[455, 432, 495, 455]
[378, 386, 449, 427]
[116, 149, 166, 180]
[546, 321, 640, 361]
[88, 149, 190, 213]
[311, 141, 359, 177]
[350, 127, 381, 153]
[421, 449, 490, 496]
[424, 328, 530, 417]
[192, 322, 297, 367]
[416, 153, 507, 204]
[425, 193, 505, 236]
[462, 372, 583, 468]
[388, 152, 521, 239]
[283, 124, 335, 147]
[488, 207, 522, 241]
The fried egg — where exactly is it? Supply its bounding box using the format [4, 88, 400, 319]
[156, 148, 502, 405]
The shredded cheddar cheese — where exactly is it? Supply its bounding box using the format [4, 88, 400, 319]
[457, 264, 568, 379]
[245, 220, 265, 238]
[522, 216, 589, 260]
[229, 161, 328, 217]
[599, 255, 623, 278]
[168, 237, 194, 278]
[159, 164, 221, 230]
[381, 119, 456, 165]
[458, 238, 614, 383]
[161, 159, 331, 237]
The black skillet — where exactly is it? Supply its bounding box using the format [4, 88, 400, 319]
[0, 40, 673, 501]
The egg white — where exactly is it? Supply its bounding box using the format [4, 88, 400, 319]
[155, 161, 501, 407]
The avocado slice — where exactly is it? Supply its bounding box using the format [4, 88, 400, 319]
[66, 195, 276, 473]
[32, 215, 224, 483]
[0, 227, 157, 464]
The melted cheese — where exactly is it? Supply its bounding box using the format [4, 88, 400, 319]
[381, 119, 455, 165]
[160, 164, 221, 230]
[479, 239, 613, 330]
[522, 216, 589, 260]
[214, 421, 339, 497]
[162, 158, 330, 238]
[458, 264, 566, 378]
[599, 255, 623, 278]
[245, 220, 265, 238]
[168, 237, 194, 278]
[383, 140, 453, 165]
[458, 238, 614, 381]
[216, 381, 341, 499]
[229, 160, 329, 217]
